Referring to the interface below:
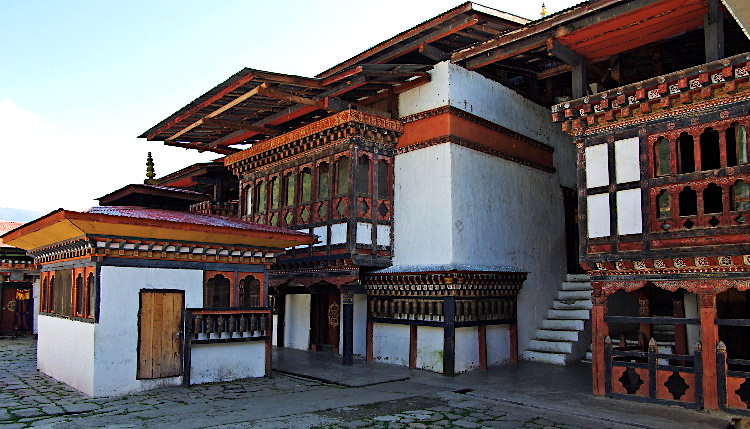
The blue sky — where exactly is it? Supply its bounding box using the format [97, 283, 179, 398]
[1, 0, 574, 216]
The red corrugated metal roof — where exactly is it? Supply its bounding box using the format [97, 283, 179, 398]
[0, 221, 23, 247]
[85, 206, 309, 236]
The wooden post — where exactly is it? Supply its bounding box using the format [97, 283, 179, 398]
[478, 325, 487, 370]
[591, 292, 609, 396]
[409, 325, 418, 369]
[342, 293, 354, 366]
[509, 323, 518, 364]
[717, 341, 727, 409]
[181, 310, 192, 386]
[704, 0, 725, 62]
[647, 338, 657, 399]
[443, 296, 456, 376]
[366, 320, 374, 362]
[635, 291, 652, 345]
[673, 292, 688, 356]
[699, 292, 719, 409]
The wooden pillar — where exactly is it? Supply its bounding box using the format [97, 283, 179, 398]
[635, 291, 652, 347]
[478, 325, 487, 370]
[699, 292, 719, 409]
[704, 0, 725, 62]
[276, 294, 286, 348]
[673, 291, 688, 356]
[443, 296, 456, 376]
[409, 325, 418, 369]
[265, 311, 273, 377]
[591, 291, 609, 396]
[509, 323, 518, 364]
[342, 293, 354, 366]
[366, 320, 373, 362]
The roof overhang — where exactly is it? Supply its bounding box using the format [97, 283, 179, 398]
[97, 184, 210, 206]
[1, 209, 315, 252]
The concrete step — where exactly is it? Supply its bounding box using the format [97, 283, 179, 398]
[566, 274, 590, 282]
[528, 339, 573, 354]
[561, 281, 592, 291]
[536, 329, 579, 342]
[557, 289, 592, 300]
[522, 350, 568, 365]
[548, 309, 591, 320]
[541, 318, 585, 331]
[552, 299, 592, 310]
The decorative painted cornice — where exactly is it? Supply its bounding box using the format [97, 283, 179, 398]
[584, 254, 750, 276]
[552, 52, 750, 136]
[224, 110, 403, 173]
[363, 271, 527, 297]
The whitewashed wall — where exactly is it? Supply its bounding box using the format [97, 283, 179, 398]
[284, 294, 310, 350]
[92, 266, 203, 397]
[486, 325, 512, 366]
[37, 316, 95, 395]
[416, 326, 443, 372]
[353, 294, 367, 357]
[455, 327, 480, 373]
[191, 342, 265, 384]
[372, 323, 409, 366]
[394, 61, 576, 359]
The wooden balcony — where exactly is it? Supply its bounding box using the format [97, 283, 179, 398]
[188, 201, 239, 218]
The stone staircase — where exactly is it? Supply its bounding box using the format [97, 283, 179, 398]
[523, 274, 592, 365]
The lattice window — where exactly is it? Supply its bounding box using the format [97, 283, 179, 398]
[657, 190, 671, 219]
[654, 137, 671, 177]
[317, 162, 330, 200]
[356, 156, 370, 194]
[700, 127, 721, 170]
[679, 186, 697, 216]
[335, 157, 350, 195]
[678, 132, 695, 173]
[205, 274, 230, 308]
[377, 160, 389, 198]
[284, 173, 295, 207]
[732, 180, 750, 211]
[301, 168, 312, 203]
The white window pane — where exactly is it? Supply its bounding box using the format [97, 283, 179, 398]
[585, 144, 609, 188]
[616, 189, 643, 235]
[587, 194, 610, 238]
[615, 137, 640, 183]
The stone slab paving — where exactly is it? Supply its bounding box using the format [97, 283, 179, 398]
[0, 337, 738, 428]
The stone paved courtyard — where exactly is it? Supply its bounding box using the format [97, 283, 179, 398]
[0, 337, 737, 428]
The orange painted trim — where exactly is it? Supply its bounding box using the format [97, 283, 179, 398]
[399, 109, 554, 171]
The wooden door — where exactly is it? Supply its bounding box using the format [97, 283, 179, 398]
[137, 291, 183, 379]
[0, 288, 15, 334]
[311, 293, 340, 353]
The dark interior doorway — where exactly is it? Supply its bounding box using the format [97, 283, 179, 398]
[310, 291, 340, 354]
[562, 186, 585, 274]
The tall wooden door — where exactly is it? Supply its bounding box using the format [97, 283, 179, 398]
[311, 293, 340, 353]
[137, 291, 184, 379]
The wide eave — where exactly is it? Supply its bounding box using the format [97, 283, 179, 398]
[1, 208, 315, 252]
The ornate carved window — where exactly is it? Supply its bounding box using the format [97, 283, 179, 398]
[86, 272, 95, 318]
[284, 173, 295, 207]
[245, 185, 253, 215]
[677, 132, 695, 173]
[48, 275, 54, 313]
[270, 176, 280, 210]
[657, 190, 671, 219]
[301, 167, 312, 203]
[703, 183, 723, 214]
[732, 180, 750, 211]
[335, 157, 350, 195]
[205, 274, 230, 308]
[74, 273, 85, 317]
[239, 276, 261, 307]
[356, 156, 370, 194]
[654, 137, 671, 177]
[317, 162, 330, 200]
[678, 186, 697, 216]
[727, 123, 748, 166]
[377, 160, 389, 198]
[256, 181, 266, 214]
[700, 127, 721, 171]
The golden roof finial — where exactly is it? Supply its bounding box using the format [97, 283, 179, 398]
[145, 152, 157, 185]
[541, 2, 548, 18]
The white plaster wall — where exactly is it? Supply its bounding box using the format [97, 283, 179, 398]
[272, 314, 278, 346]
[32, 278, 40, 335]
[392, 143, 454, 265]
[454, 327, 480, 373]
[353, 294, 367, 357]
[486, 325, 511, 366]
[356, 223, 372, 245]
[416, 326, 443, 372]
[37, 315, 95, 395]
[190, 342, 265, 384]
[376, 225, 391, 247]
[684, 293, 700, 354]
[330, 223, 347, 245]
[93, 266, 203, 397]
[284, 294, 310, 350]
[372, 323, 409, 366]
[399, 62, 576, 188]
[449, 144, 569, 355]
[313, 226, 327, 246]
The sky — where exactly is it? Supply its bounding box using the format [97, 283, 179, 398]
[1, 0, 576, 219]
